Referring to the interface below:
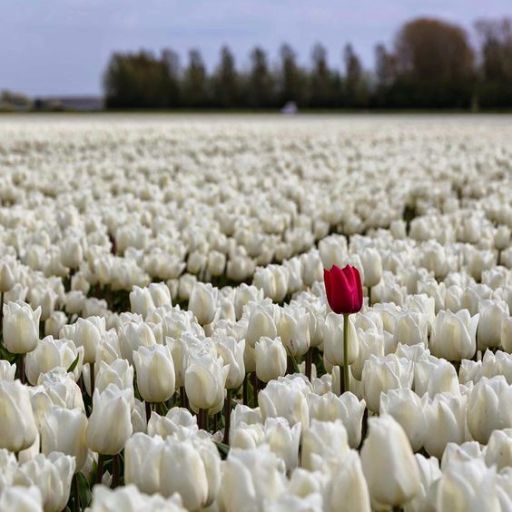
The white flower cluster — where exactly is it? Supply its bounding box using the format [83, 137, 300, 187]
[0, 115, 512, 510]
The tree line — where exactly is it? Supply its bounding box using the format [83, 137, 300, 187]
[103, 17, 512, 110]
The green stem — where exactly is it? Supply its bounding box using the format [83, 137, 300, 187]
[72, 473, 79, 512]
[343, 313, 349, 394]
[96, 454, 105, 484]
[223, 389, 232, 444]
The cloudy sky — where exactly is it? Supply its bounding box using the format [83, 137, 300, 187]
[1, 0, 510, 96]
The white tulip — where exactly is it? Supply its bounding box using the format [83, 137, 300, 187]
[133, 344, 175, 403]
[0, 380, 38, 453]
[92, 359, 134, 397]
[219, 446, 286, 512]
[436, 458, 501, 512]
[255, 336, 287, 383]
[259, 379, 309, 427]
[245, 304, 278, 348]
[325, 450, 371, 512]
[361, 415, 420, 509]
[264, 417, 301, 472]
[380, 389, 428, 452]
[467, 376, 512, 444]
[0, 360, 16, 381]
[73, 316, 104, 363]
[184, 352, 228, 413]
[25, 336, 83, 385]
[362, 354, 414, 413]
[430, 309, 478, 361]
[90, 484, 186, 512]
[14, 452, 75, 512]
[477, 299, 509, 350]
[188, 282, 218, 325]
[302, 419, 350, 471]
[404, 454, 442, 512]
[424, 392, 467, 459]
[86, 384, 133, 455]
[129, 285, 155, 317]
[2, 301, 41, 354]
[215, 336, 245, 389]
[485, 429, 512, 471]
[277, 307, 310, 357]
[414, 356, 459, 398]
[396, 311, 429, 347]
[40, 406, 88, 471]
[0, 485, 43, 512]
[360, 247, 383, 288]
[307, 391, 365, 448]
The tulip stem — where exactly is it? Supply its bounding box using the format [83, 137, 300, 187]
[198, 409, 208, 431]
[112, 453, 120, 488]
[223, 389, 232, 444]
[18, 353, 25, 384]
[72, 473, 79, 512]
[90, 362, 95, 397]
[96, 454, 105, 484]
[251, 372, 259, 407]
[243, 374, 248, 405]
[305, 348, 313, 380]
[145, 401, 152, 424]
[343, 313, 349, 394]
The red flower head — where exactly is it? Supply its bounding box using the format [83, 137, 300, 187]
[323, 264, 363, 314]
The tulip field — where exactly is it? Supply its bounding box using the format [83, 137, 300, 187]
[2, 113, 512, 511]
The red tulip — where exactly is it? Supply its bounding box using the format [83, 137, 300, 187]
[323, 264, 363, 314]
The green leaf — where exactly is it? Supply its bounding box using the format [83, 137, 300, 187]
[76, 472, 92, 508]
[67, 354, 80, 373]
[214, 441, 230, 459]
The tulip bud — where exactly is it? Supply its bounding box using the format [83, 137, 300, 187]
[0, 261, 15, 293]
[73, 316, 104, 364]
[93, 359, 134, 397]
[302, 419, 350, 471]
[307, 391, 365, 449]
[396, 311, 429, 347]
[467, 376, 512, 444]
[0, 485, 43, 512]
[360, 248, 383, 288]
[215, 336, 245, 389]
[40, 406, 88, 471]
[430, 309, 478, 361]
[188, 282, 218, 325]
[325, 450, 371, 512]
[436, 459, 501, 511]
[495, 225, 511, 251]
[60, 240, 83, 269]
[90, 484, 186, 511]
[380, 389, 428, 452]
[259, 379, 309, 427]
[276, 307, 310, 357]
[148, 282, 172, 308]
[485, 428, 512, 471]
[2, 301, 41, 354]
[362, 354, 414, 413]
[14, 452, 75, 512]
[255, 336, 287, 383]
[129, 286, 155, 317]
[119, 321, 157, 363]
[361, 415, 420, 509]
[0, 360, 16, 381]
[246, 304, 278, 348]
[264, 417, 301, 472]
[477, 299, 509, 351]
[86, 384, 133, 455]
[424, 392, 467, 459]
[133, 344, 175, 403]
[25, 336, 83, 385]
[323, 265, 363, 315]
[404, 454, 442, 512]
[219, 446, 286, 512]
[0, 380, 38, 453]
[184, 353, 228, 413]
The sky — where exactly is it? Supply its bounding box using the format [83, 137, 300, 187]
[1, 0, 511, 97]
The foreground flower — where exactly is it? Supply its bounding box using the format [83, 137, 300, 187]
[324, 264, 362, 393]
[0, 380, 38, 453]
[2, 301, 41, 354]
[323, 265, 363, 315]
[361, 415, 420, 509]
[86, 384, 133, 455]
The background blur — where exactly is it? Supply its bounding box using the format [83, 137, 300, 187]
[1, 0, 512, 111]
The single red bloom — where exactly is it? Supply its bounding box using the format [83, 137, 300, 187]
[323, 264, 363, 314]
